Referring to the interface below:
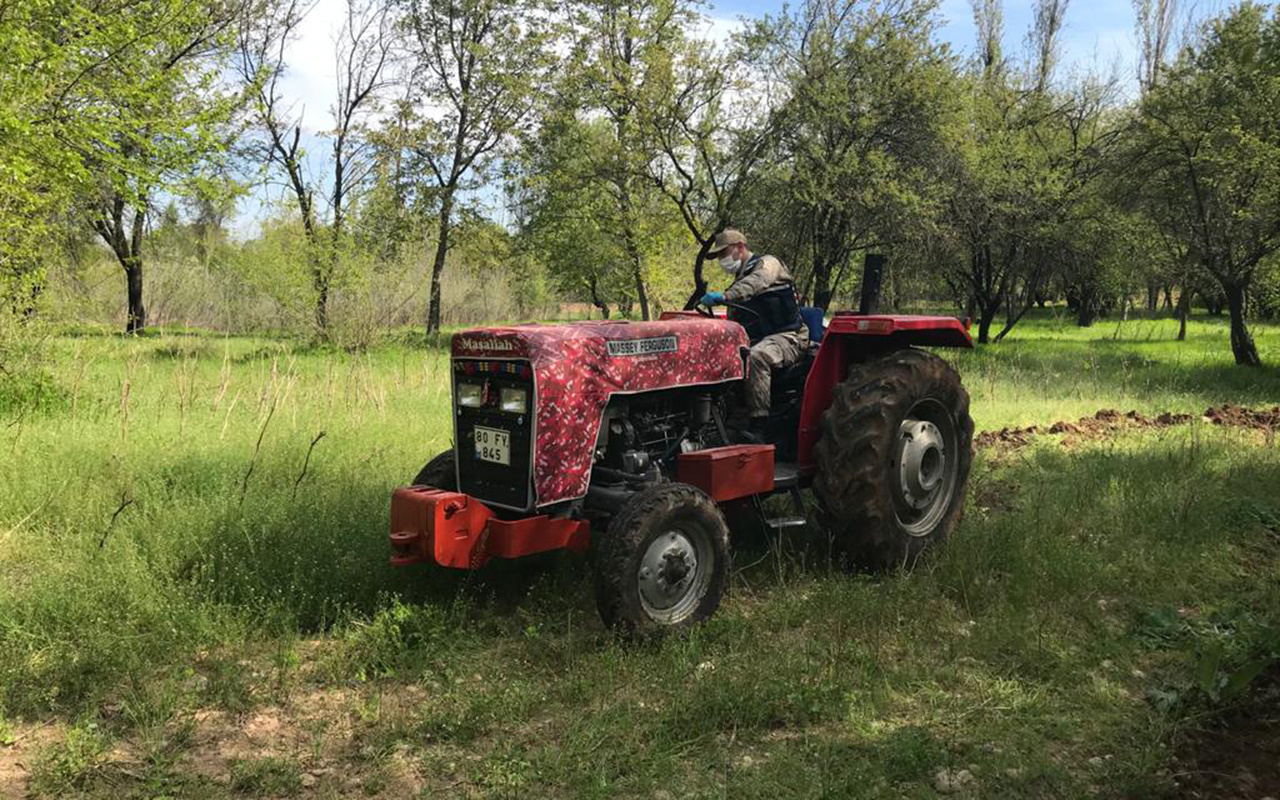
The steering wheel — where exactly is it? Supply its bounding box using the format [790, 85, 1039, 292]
[696, 300, 759, 321]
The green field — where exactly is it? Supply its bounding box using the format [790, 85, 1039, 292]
[1, 312, 1279, 798]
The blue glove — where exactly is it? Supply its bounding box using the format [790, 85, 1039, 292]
[701, 291, 725, 306]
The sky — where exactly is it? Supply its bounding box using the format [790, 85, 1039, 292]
[234, 0, 1225, 237]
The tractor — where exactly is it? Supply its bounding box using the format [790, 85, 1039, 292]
[389, 297, 975, 634]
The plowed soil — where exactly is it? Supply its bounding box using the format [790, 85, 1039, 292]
[976, 405, 1280, 451]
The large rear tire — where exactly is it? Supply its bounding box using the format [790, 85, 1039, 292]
[412, 450, 456, 490]
[812, 348, 973, 569]
[592, 483, 731, 635]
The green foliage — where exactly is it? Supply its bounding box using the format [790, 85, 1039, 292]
[1135, 2, 1280, 363]
[754, 0, 955, 308]
[29, 719, 112, 796]
[323, 596, 451, 682]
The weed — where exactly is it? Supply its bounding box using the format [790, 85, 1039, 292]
[28, 720, 111, 796]
[228, 756, 303, 797]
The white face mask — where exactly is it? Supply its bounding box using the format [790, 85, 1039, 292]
[718, 255, 740, 275]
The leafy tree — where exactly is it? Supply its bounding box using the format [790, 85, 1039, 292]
[89, 1, 244, 333]
[515, 110, 634, 318]
[400, 0, 551, 333]
[0, 0, 243, 333]
[1135, 3, 1280, 365]
[938, 0, 1126, 343]
[645, 32, 778, 308]
[238, 0, 395, 337]
[561, 0, 702, 320]
[750, 0, 954, 310]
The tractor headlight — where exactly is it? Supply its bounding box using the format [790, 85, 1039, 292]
[457, 382, 483, 408]
[500, 387, 527, 414]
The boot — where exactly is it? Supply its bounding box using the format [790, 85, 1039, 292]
[745, 416, 771, 444]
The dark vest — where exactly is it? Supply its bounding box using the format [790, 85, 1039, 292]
[728, 256, 804, 343]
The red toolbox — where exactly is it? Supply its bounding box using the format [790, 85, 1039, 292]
[677, 444, 776, 502]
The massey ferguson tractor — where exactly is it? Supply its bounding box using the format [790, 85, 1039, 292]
[389, 297, 974, 634]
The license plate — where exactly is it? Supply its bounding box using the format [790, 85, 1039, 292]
[474, 426, 511, 465]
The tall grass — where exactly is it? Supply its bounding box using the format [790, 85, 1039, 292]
[0, 312, 1277, 797]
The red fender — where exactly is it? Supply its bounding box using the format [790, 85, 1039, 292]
[795, 314, 972, 470]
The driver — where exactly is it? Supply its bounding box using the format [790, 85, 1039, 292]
[700, 229, 808, 437]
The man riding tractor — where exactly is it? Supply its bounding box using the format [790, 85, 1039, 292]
[700, 229, 810, 442]
[389, 245, 975, 634]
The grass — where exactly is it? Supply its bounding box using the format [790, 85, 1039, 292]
[0, 310, 1278, 798]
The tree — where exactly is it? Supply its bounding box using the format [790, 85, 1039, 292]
[938, 0, 1127, 343]
[562, 0, 702, 321]
[1134, 0, 1180, 94]
[401, 0, 550, 334]
[645, 33, 778, 309]
[515, 110, 627, 318]
[90, 1, 246, 333]
[1136, 3, 1280, 366]
[2, 0, 246, 334]
[751, 0, 954, 311]
[2, 0, 229, 323]
[238, 0, 395, 336]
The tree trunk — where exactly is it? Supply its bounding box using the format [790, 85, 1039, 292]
[976, 302, 999, 344]
[813, 260, 833, 311]
[124, 261, 145, 334]
[617, 204, 649, 320]
[1223, 281, 1261, 366]
[683, 237, 714, 310]
[94, 195, 148, 335]
[1076, 285, 1098, 327]
[313, 259, 329, 334]
[426, 188, 455, 334]
[588, 277, 610, 319]
[1176, 288, 1190, 341]
[994, 296, 1033, 342]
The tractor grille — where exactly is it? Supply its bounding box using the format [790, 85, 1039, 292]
[452, 359, 535, 510]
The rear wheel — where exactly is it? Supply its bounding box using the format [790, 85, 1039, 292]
[412, 450, 456, 490]
[812, 348, 973, 569]
[592, 483, 731, 635]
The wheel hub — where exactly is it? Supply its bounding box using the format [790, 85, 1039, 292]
[639, 531, 699, 612]
[889, 403, 960, 538]
[896, 419, 946, 510]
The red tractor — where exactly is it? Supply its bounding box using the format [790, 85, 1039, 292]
[389, 302, 974, 634]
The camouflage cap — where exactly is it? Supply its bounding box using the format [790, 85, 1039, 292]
[708, 228, 747, 257]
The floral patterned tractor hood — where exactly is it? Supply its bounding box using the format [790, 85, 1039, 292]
[450, 317, 749, 507]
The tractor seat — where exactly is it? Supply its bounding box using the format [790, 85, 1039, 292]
[799, 306, 826, 342]
[772, 349, 815, 394]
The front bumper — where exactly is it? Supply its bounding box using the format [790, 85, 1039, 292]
[389, 487, 590, 569]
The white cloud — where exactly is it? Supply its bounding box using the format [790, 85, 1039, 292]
[278, 0, 350, 134]
[699, 13, 746, 43]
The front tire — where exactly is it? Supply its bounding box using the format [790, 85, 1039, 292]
[412, 450, 456, 489]
[812, 348, 973, 569]
[592, 483, 731, 635]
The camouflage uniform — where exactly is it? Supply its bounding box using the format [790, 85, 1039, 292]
[724, 254, 810, 418]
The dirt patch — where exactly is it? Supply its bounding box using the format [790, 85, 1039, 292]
[976, 405, 1280, 452]
[1175, 668, 1280, 799]
[0, 721, 62, 798]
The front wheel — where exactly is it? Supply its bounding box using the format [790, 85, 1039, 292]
[592, 483, 731, 635]
[412, 450, 456, 489]
[812, 348, 974, 569]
